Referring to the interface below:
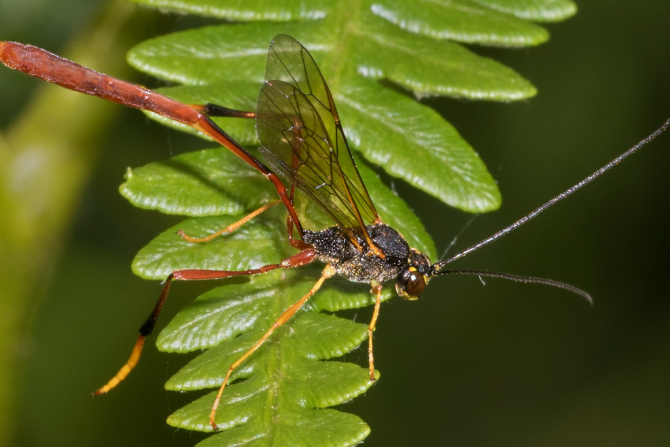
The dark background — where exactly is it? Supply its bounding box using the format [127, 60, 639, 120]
[1, 0, 669, 446]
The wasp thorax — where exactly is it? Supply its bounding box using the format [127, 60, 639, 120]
[395, 249, 432, 300]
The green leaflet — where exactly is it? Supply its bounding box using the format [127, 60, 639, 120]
[471, 0, 577, 22]
[129, 0, 335, 21]
[120, 147, 274, 217]
[336, 78, 501, 213]
[368, 0, 549, 46]
[351, 15, 536, 99]
[132, 209, 286, 280]
[118, 0, 576, 445]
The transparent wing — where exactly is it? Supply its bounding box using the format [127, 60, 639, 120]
[256, 34, 380, 232]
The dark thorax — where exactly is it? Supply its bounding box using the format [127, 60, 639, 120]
[302, 224, 432, 293]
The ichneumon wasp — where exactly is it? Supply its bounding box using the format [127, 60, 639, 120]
[1, 34, 668, 431]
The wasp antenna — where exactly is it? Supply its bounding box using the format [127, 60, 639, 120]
[434, 269, 593, 305]
[438, 214, 479, 262]
[436, 117, 670, 268]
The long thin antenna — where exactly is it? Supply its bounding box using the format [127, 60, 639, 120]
[438, 214, 479, 262]
[436, 117, 670, 268]
[435, 269, 592, 304]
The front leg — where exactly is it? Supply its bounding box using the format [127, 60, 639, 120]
[209, 263, 337, 430]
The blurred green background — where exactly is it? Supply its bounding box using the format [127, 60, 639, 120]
[1, 1, 669, 446]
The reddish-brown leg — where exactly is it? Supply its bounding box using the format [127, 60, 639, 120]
[209, 264, 336, 430]
[367, 282, 383, 382]
[93, 248, 316, 396]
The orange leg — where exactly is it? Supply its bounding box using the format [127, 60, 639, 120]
[209, 264, 336, 430]
[93, 248, 316, 397]
[93, 337, 146, 396]
[367, 282, 383, 381]
[178, 199, 281, 243]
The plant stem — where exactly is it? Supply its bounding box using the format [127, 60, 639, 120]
[0, 0, 144, 442]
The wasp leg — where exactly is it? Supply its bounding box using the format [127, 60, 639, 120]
[208, 263, 336, 430]
[93, 248, 316, 397]
[367, 282, 383, 382]
[178, 199, 282, 243]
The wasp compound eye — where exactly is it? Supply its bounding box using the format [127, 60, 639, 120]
[396, 267, 426, 300]
[406, 270, 426, 297]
